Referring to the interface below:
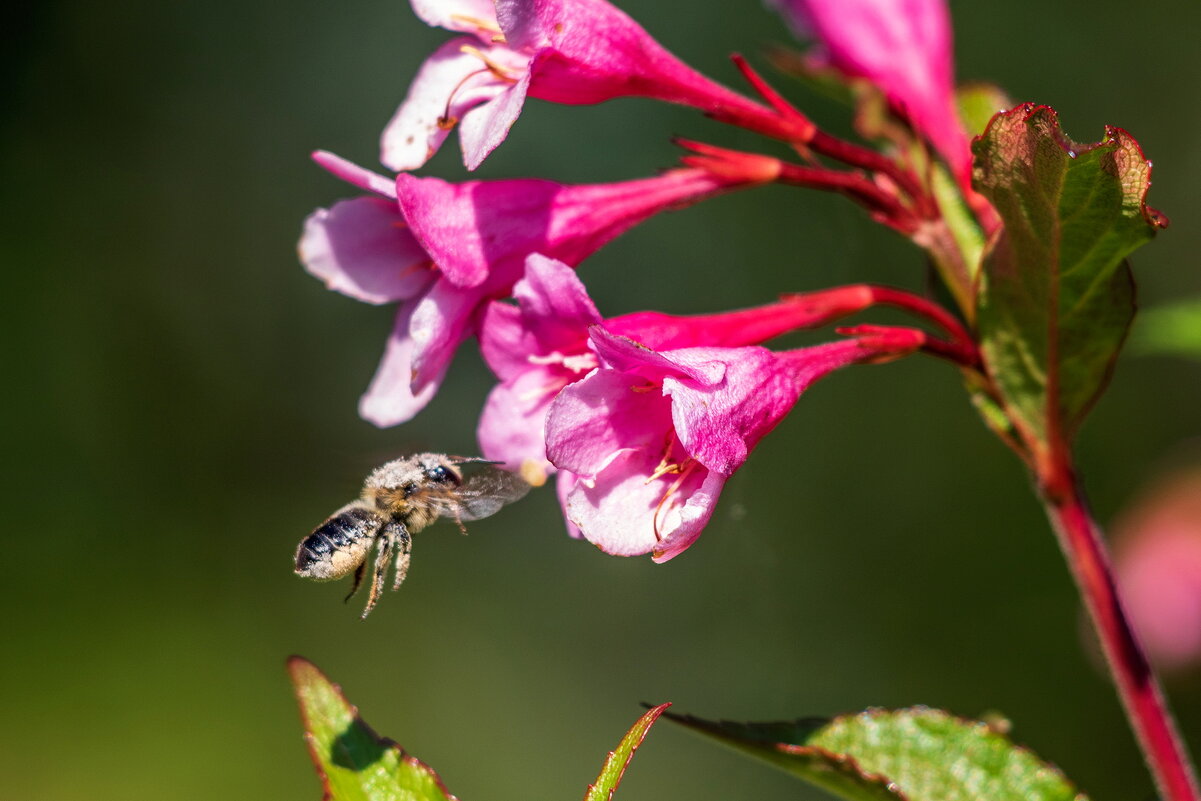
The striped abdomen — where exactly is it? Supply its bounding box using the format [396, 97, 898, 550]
[294, 503, 383, 580]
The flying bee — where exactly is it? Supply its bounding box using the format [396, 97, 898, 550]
[294, 453, 531, 618]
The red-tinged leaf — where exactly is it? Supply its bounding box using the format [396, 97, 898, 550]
[584, 704, 670, 801]
[288, 656, 459, 801]
[971, 103, 1165, 460]
[665, 706, 1087, 801]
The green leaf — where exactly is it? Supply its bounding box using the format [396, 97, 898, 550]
[585, 704, 670, 801]
[288, 656, 459, 801]
[972, 103, 1165, 456]
[1131, 298, 1201, 358]
[665, 706, 1087, 801]
[955, 83, 1012, 139]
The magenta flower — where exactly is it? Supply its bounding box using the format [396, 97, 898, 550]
[543, 325, 924, 561]
[477, 253, 882, 486]
[768, 0, 970, 181]
[383, 0, 771, 171]
[301, 151, 744, 425]
[1114, 471, 1201, 671]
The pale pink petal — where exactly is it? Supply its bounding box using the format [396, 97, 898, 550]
[458, 69, 533, 170]
[544, 368, 672, 477]
[359, 304, 447, 426]
[477, 369, 559, 478]
[380, 38, 516, 172]
[410, 0, 500, 34]
[408, 278, 483, 391]
[478, 299, 531, 379]
[299, 196, 435, 304]
[555, 471, 583, 539]
[564, 448, 721, 558]
[312, 151, 397, 199]
[651, 471, 727, 563]
[770, 0, 969, 178]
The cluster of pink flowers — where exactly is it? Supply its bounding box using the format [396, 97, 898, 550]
[301, 0, 985, 561]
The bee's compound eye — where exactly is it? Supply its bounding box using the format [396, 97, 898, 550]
[402, 482, 417, 498]
[425, 465, 451, 483]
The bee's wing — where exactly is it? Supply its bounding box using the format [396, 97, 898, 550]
[452, 467, 531, 521]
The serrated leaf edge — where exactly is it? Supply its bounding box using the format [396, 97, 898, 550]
[287, 655, 462, 801]
[584, 703, 671, 801]
[662, 709, 907, 800]
[665, 705, 1089, 801]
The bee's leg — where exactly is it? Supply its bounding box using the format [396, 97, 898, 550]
[391, 523, 412, 590]
[361, 529, 396, 619]
[344, 560, 367, 603]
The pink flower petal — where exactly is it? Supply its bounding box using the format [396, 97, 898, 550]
[381, 38, 521, 172]
[770, 0, 969, 178]
[564, 447, 722, 558]
[497, 0, 754, 111]
[458, 69, 533, 170]
[299, 196, 435, 304]
[651, 470, 726, 562]
[589, 327, 725, 386]
[359, 303, 448, 426]
[478, 299, 531, 379]
[555, 471, 583, 539]
[410, 0, 500, 33]
[396, 169, 735, 289]
[312, 151, 398, 199]
[513, 254, 602, 348]
[408, 278, 484, 391]
[545, 368, 672, 477]
[477, 368, 560, 478]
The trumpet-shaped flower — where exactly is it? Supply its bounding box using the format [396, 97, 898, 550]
[301, 152, 744, 425]
[384, 0, 771, 170]
[542, 324, 924, 561]
[768, 0, 970, 181]
[477, 254, 880, 485]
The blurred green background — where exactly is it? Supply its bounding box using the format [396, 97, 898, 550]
[4, 1, 1201, 798]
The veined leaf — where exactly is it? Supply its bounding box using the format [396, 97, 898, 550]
[288, 656, 458, 801]
[289, 656, 666, 801]
[972, 103, 1165, 458]
[666, 706, 1086, 801]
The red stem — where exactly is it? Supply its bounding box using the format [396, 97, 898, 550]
[1041, 464, 1200, 801]
[774, 162, 919, 233]
[722, 54, 932, 215]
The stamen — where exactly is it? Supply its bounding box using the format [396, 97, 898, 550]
[459, 45, 519, 83]
[652, 460, 699, 541]
[645, 436, 682, 484]
[449, 14, 503, 35]
[398, 259, 436, 279]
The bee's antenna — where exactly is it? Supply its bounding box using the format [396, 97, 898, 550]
[450, 457, 504, 467]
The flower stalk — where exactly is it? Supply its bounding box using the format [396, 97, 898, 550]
[1041, 457, 1201, 801]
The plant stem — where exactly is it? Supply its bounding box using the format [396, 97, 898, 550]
[1041, 464, 1200, 801]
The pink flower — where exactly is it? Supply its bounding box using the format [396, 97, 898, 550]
[1113, 470, 1201, 671]
[477, 253, 880, 486]
[768, 0, 970, 182]
[301, 152, 744, 425]
[383, 0, 770, 171]
[543, 324, 924, 561]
